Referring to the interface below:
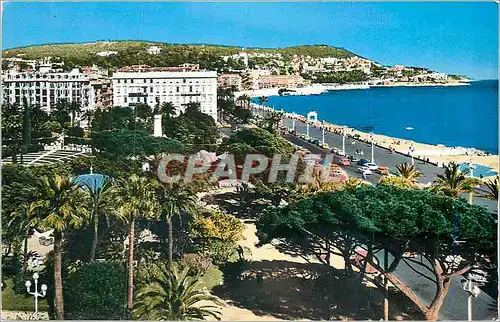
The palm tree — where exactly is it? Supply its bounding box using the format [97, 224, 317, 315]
[155, 102, 176, 119]
[84, 177, 124, 262]
[396, 162, 422, 184]
[156, 183, 197, 266]
[81, 109, 94, 133]
[238, 94, 252, 110]
[118, 175, 159, 309]
[432, 162, 479, 198]
[482, 176, 499, 200]
[8, 202, 39, 274]
[132, 264, 223, 320]
[68, 101, 82, 126]
[30, 174, 89, 320]
[258, 96, 268, 118]
[262, 110, 283, 135]
[51, 99, 71, 131]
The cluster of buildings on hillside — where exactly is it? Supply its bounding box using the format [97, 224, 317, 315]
[1, 51, 460, 127]
[1, 58, 218, 122]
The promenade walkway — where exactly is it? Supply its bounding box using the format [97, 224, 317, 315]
[282, 119, 498, 215]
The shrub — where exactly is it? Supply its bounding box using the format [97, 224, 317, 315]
[189, 210, 244, 243]
[63, 262, 128, 319]
[180, 253, 213, 276]
[200, 239, 238, 266]
[67, 126, 85, 138]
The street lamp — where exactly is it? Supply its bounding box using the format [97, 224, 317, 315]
[369, 133, 374, 163]
[460, 269, 487, 321]
[322, 126, 325, 146]
[292, 118, 296, 132]
[342, 126, 347, 155]
[468, 160, 475, 205]
[306, 122, 310, 137]
[25, 272, 47, 317]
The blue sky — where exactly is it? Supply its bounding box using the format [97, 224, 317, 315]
[2, 2, 498, 79]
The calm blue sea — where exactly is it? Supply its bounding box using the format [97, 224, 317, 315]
[257, 80, 499, 154]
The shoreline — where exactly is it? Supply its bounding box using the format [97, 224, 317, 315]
[370, 82, 469, 88]
[248, 103, 499, 179]
[236, 81, 471, 98]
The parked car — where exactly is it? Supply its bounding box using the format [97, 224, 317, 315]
[365, 162, 378, 171]
[357, 159, 369, 166]
[332, 147, 340, 154]
[321, 142, 330, 149]
[376, 166, 388, 175]
[311, 138, 320, 145]
[337, 157, 351, 166]
[357, 166, 373, 175]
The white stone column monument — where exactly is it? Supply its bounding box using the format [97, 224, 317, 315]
[153, 114, 162, 137]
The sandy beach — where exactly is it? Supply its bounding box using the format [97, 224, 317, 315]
[269, 108, 499, 178]
[316, 119, 498, 177]
[370, 81, 469, 88]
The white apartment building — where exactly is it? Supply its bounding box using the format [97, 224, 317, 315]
[112, 70, 218, 120]
[146, 46, 162, 55]
[96, 51, 118, 57]
[1, 69, 91, 113]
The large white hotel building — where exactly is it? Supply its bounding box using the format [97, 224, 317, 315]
[112, 65, 218, 120]
[1, 69, 92, 112]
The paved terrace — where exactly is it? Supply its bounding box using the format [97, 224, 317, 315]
[2, 149, 90, 167]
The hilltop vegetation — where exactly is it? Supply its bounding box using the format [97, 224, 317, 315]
[2, 41, 355, 70]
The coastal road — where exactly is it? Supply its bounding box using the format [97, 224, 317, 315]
[282, 121, 497, 320]
[282, 119, 498, 214]
[371, 250, 497, 320]
[219, 125, 497, 319]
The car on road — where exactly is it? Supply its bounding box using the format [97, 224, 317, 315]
[357, 159, 370, 166]
[365, 162, 378, 171]
[331, 168, 345, 177]
[311, 138, 320, 145]
[348, 155, 360, 163]
[357, 166, 372, 175]
[331, 147, 340, 154]
[376, 166, 388, 175]
[337, 157, 351, 166]
[321, 142, 330, 149]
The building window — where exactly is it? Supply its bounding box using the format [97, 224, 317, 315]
[183, 79, 186, 83]
[189, 86, 193, 92]
[144, 79, 147, 83]
[176, 86, 179, 93]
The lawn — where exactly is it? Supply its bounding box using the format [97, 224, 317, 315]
[1, 278, 49, 312]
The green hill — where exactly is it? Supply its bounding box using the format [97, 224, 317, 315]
[2, 41, 356, 70]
